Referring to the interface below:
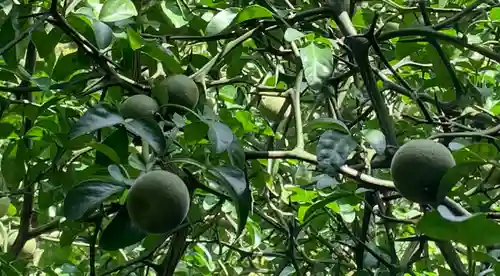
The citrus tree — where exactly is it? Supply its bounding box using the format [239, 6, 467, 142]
[1, 0, 500, 275]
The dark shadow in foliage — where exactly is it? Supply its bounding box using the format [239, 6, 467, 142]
[96, 126, 130, 166]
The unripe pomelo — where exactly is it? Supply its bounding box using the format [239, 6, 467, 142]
[119, 94, 159, 119]
[390, 139, 456, 204]
[7, 231, 37, 256]
[153, 74, 199, 115]
[257, 96, 291, 121]
[126, 170, 190, 234]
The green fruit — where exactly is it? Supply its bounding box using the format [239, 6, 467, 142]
[258, 96, 290, 121]
[7, 231, 37, 256]
[0, 197, 10, 218]
[153, 74, 199, 115]
[126, 170, 190, 234]
[119, 94, 159, 119]
[390, 139, 456, 205]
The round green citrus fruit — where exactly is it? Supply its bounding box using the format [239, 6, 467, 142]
[153, 74, 199, 115]
[390, 139, 456, 204]
[119, 94, 159, 119]
[7, 231, 37, 256]
[258, 96, 290, 121]
[126, 170, 190, 234]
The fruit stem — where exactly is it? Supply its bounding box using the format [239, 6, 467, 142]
[290, 68, 305, 150]
[142, 138, 150, 164]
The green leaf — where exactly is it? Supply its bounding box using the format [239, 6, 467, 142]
[232, 5, 273, 24]
[99, 0, 138, 22]
[1, 140, 26, 189]
[210, 165, 251, 236]
[303, 117, 350, 134]
[69, 103, 124, 140]
[0, 197, 11, 218]
[205, 8, 239, 36]
[161, 1, 189, 28]
[228, 141, 246, 170]
[52, 51, 91, 81]
[141, 42, 183, 74]
[124, 118, 166, 155]
[90, 142, 121, 165]
[96, 127, 129, 166]
[234, 110, 259, 133]
[300, 42, 334, 91]
[126, 27, 144, 50]
[91, 19, 113, 49]
[32, 28, 62, 59]
[439, 0, 449, 8]
[492, 7, 500, 21]
[284, 28, 306, 42]
[417, 211, 500, 246]
[108, 165, 133, 186]
[99, 206, 147, 251]
[0, 122, 15, 138]
[59, 221, 83, 247]
[64, 180, 126, 220]
[218, 85, 238, 102]
[440, 161, 482, 199]
[361, 129, 386, 154]
[207, 121, 234, 154]
[0, 256, 21, 275]
[303, 192, 353, 223]
[0, 15, 19, 68]
[205, 5, 272, 37]
[183, 121, 209, 144]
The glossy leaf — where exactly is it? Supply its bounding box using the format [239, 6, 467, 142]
[303, 192, 353, 223]
[284, 28, 306, 42]
[1, 140, 26, 189]
[299, 42, 334, 91]
[303, 117, 350, 134]
[361, 129, 386, 155]
[211, 165, 251, 236]
[99, 0, 138, 22]
[228, 141, 246, 170]
[99, 206, 147, 251]
[205, 8, 239, 36]
[95, 126, 130, 166]
[207, 121, 234, 154]
[232, 5, 273, 24]
[417, 211, 500, 246]
[141, 42, 183, 74]
[64, 180, 126, 220]
[126, 27, 144, 50]
[124, 118, 166, 155]
[52, 51, 92, 81]
[91, 19, 113, 49]
[69, 103, 124, 139]
[161, 1, 189, 28]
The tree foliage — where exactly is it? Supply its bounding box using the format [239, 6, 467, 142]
[0, 0, 500, 275]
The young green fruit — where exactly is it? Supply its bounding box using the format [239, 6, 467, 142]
[7, 231, 37, 256]
[257, 96, 290, 121]
[119, 94, 159, 119]
[390, 139, 456, 205]
[126, 170, 190, 234]
[153, 74, 199, 115]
